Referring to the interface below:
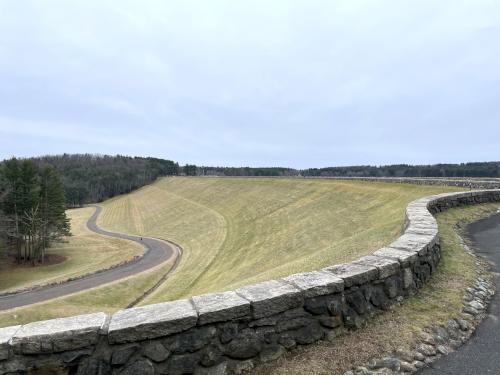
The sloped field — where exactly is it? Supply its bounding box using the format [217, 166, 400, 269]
[97, 177, 459, 303]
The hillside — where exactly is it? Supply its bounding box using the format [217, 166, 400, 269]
[29, 154, 179, 206]
[97, 177, 459, 303]
[0, 177, 461, 327]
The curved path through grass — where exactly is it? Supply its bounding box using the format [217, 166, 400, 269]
[0, 206, 180, 311]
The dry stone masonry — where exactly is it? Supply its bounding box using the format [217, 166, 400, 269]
[311, 177, 500, 190]
[1, 190, 500, 375]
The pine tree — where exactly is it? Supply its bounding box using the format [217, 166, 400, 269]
[0, 159, 71, 265]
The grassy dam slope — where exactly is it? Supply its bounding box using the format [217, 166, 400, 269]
[0, 177, 461, 327]
[98, 177, 459, 304]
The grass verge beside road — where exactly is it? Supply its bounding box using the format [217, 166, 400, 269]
[0, 207, 143, 294]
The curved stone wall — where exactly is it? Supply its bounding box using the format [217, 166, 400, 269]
[1, 190, 500, 375]
[307, 176, 500, 189]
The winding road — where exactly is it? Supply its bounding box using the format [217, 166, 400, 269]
[0, 206, 180, 311]
[418, 212, 500, 374]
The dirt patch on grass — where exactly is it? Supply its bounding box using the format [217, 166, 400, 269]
[6, 253, 68, 268]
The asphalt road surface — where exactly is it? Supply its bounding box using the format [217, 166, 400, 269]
[0, 206, 178, 311]
[418, 212, 500, 374]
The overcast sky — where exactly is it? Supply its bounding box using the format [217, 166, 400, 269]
[0, 1, 499, 168]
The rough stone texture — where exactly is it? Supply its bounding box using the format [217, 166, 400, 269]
[108, 299, 198, 344]
[0, 326, 19, 361]
[373, 247, 418, 267]
[389, 233, 435, 256]
[193, 291, 250, 325]
[353, 255, 400, 279]
[142, 341, 170, 362]
[236, 280, 303, 318]
[323, 263, 378, 287]
[1, 189, 499, 375]
[283, 271, 344, 297]
[10, 313, 106, 354]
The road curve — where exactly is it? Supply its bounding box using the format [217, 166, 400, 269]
[0, 206, 179, 311]
[418, 212, 500, 374]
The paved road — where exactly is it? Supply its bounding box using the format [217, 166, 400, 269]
[418, 212, 500, 374]
[0, 206, 179, 311]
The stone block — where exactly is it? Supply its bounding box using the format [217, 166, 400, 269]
[168, 326, 217, 354]
[323, 263, 378, 288]
[108, 299, 197, 344]
[11, 313, 106, 354]
[192, 291, 250, 325]
[353, 255, 400, 279]
[224, 330, 263, 359]
[283, 271, 344, 298]
[236, 280, 303, 319]
[388, 233, 435, 255]
[142, 341, 170, 362]
[405, 227, 438, 236]
[403, 268, 414, 289]
[0, 325, 20, 360]
[373, 247, 418, 267]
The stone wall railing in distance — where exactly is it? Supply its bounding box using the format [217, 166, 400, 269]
[304, 176, 500, 190]
[1, 190, 500, 375]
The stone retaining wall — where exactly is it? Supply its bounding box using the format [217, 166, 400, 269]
[306, 177, 500, 190]
[1, 190, 500, 375]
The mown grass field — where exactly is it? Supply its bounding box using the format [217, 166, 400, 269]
[257, 202, 500, 375]
[0, 207, 143, 293]
[97, 177, 459, 303]
[0, 177, 460, 327]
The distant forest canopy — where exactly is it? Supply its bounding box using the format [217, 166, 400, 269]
[300, 162, 500, 178]
[2, 154, 500, 207]
[28, 154, 180, 206]
[195, 162, 500, 179]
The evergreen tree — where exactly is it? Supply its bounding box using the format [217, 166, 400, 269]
[0, 158, 71, 265]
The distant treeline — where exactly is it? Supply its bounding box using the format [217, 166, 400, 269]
[190, 162, 500, 179]
[30, 154, 180, 206]
[194, 166, 298, 177]
[301, 162, 500, 178]
[3, 155, 500, 208]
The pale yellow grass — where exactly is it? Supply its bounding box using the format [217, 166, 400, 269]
[0, 253, 176, 327]
[256, 202, 500, 375]
[0, 207, 143, 293]
[0, 178, 460, 327]
[97, 177, 459, 303]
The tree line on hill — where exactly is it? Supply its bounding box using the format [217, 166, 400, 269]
[30, 154, 180, 206]
[190, 162, 500, 178]
[2, 155, 499, 209]
[3, 153, 497, 268]
[0, 158, 70, 265]
[300, 162, 500, 178]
